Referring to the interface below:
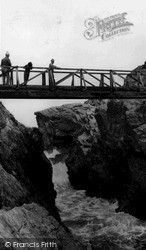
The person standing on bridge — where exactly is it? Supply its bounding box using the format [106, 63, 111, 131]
[49, 59, 60, 88]
[22, 62, 33, 85]
[1, 51, 12, 85]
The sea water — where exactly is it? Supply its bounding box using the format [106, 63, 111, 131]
[45, 150, 146, 250]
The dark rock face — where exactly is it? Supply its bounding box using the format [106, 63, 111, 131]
[36, 100, 146, 220]
[67, 99, 146, 220]
[0, 203, 82, 250]
[0, 102, 83, 249]
[0, 102, 57, 219]
[35, 103, 100, 153]
[125, 64, 146, 87]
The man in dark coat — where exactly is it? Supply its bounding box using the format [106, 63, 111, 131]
[1, 51, 12, 85]
[23, 62, 33, 85]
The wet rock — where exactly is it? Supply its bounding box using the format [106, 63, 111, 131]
[85, 100, 146, 219]
[0, 102, 58, 220]
[0, 102, 83, 249]
[36, 99, 146, 220]
[0, 203, 83, 250]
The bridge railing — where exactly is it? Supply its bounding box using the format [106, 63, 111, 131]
[0, 66, 145, 89]
[0, 66, 48, 86]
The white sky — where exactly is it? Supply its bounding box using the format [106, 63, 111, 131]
[1, 0, 146, 126]
[0, 99, 86, 127]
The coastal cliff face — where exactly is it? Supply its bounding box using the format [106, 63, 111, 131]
[0, 102, 83, 250]
[84, 99, 146, 219]
[0, 102, 57, 217]
[36, 100, 146, 220]
[35, 103, 100, 153]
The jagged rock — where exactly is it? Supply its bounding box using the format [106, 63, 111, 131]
[78, 99, 146, 219]
[0, 102, 58, 220]
[35, 103, 100, 154]
[35, 99, 146, 220]
[0, 203, 83, 250]
[125, 64, 146, 87]
[0, 102, 83, 249]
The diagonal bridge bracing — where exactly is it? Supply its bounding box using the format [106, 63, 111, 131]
[0, 66, 146, 99]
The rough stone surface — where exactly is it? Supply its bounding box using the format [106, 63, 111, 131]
[0, 102, 83, 249]
[36, 100, 146, 220]
[0, 102, 58, 220]
[35, 103, 100, 154]
[77, 99, 146, 219]
[125, 64, 146, 87]
[0, 203, 83, 250]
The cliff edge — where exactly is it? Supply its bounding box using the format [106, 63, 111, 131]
[0, 102, 83, 250]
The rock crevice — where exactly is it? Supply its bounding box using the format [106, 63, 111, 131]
[36, 100, 146, 220]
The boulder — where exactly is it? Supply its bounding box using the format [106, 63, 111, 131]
[35, 103, 100, 154]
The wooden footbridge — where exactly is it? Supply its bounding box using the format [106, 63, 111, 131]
[0, 66, 146, 99]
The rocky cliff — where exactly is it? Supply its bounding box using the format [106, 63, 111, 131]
[35, 100, 146, 220]
[0, 102, 83, 249]
[0, 203, 82, 249]
[35, 103, 100, 153]
[125, 64, 146, 87]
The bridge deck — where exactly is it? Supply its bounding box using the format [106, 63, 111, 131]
[1, 66, 146, 99]
[0, 85, 146, 99]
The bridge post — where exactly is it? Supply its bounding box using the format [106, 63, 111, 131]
[48, 69, 50, 86]
[10, 71, 13, 85]
[16, 66, 20, 86]
[71, 75, 74, 86]
[110, 70, 114, 89]
[80, 69, 83, 87]
[100, 73, 104, 87]
[42, 72, 46, 86]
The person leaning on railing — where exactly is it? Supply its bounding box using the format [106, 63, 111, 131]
[22, 62, 33, 85]
[49, 59, 60, 88]
[1, 51, 12, 85]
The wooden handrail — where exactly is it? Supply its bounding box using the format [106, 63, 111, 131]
[20, 70, 48, 85]
[0, 66, 138, 72]
[1, 66, 146, 89]
[1, 66, 146, 76]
